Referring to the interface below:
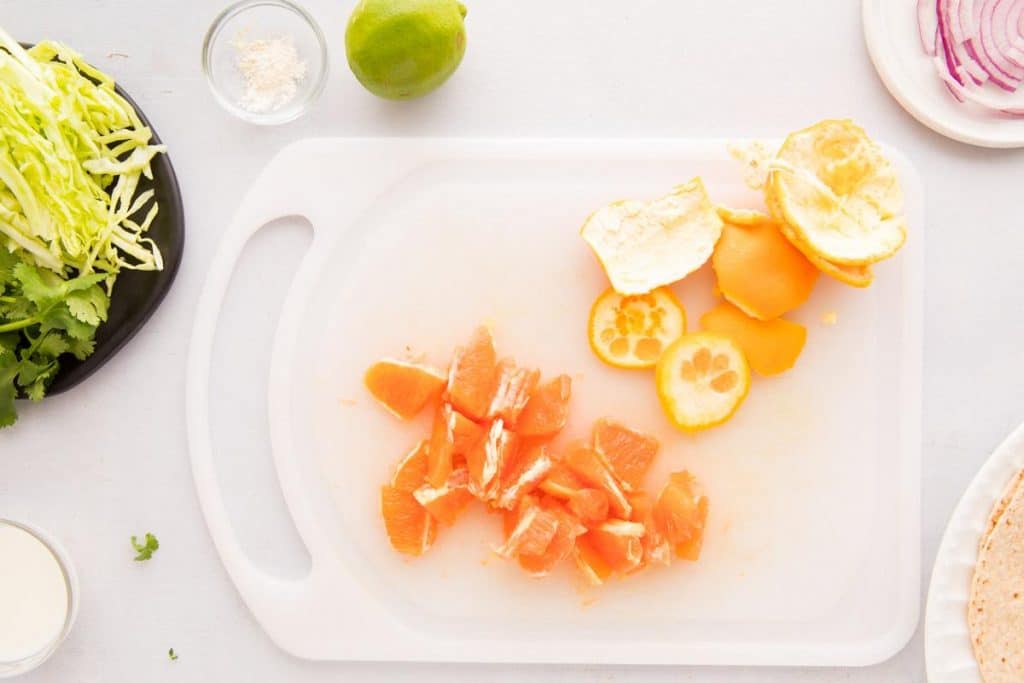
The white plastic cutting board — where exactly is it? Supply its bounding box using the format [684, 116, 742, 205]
[187, 138, 923, 666]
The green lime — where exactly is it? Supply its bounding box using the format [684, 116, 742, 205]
[345, 0, 468, 100]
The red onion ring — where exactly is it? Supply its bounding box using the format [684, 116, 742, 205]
[920, 0, 1024, 115]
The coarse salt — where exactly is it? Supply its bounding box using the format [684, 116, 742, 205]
[232, 32, 307, 114]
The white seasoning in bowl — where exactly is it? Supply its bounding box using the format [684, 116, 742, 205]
[231, 32, 307, 113]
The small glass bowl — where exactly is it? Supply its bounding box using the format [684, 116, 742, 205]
[202, 0, 328, 125]
[0, 520, 78, 679]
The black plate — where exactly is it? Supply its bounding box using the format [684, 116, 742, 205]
[14, 45, 184, 396]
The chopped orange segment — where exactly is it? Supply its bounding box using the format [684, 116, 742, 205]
[563, 441, 632, 519]
[372, 325, 713, 581]
[518, 504, 586, 577]
[450, 408, 485, 458]
[447, 326, 499, 421]
[488, 359, 540, 427]
[592, 418, 659, 491]
[538, 461, 586, 499]
[365, 359, 446, 420]
[585, 520, 645, 574]
[573, 534, 614, 585]
[627, 490, 672, 566]
[653, 471, 709, 562]
[712, 209, 819, 320]
[568, 488, 610, 524]
[390, 441, 429, 492]
[588, 287, 686, 369]
[381, 485, 436, 556]
[427, 403, 455, 487]
[495, 442, 552, 510]
[517, 375, 572, 438]
[503, 493, 538, 538]
[498, 503, 560, 558]
[466, 419, 517, 499]
[414, 469, 474, 526]
[655, 332, 750, 432]
[561, 440, 630, 520]
[700, 301, 806, 376]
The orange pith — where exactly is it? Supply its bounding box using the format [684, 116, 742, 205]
[365, 359, 446, 420]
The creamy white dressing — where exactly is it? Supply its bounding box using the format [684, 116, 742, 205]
[0, 524, 69, 663]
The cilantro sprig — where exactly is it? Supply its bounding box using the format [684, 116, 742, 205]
[0, 248, 109, 427]
[131, 532, 159, 561]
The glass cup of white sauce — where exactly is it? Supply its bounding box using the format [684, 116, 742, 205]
[0, 520, 78, 678]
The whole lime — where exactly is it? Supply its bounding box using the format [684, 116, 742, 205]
[345, 0, 467, 100]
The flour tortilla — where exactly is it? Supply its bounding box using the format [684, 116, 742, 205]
[968, 468, 1024, 682]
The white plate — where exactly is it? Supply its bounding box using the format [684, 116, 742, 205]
[187, 138, 923, 665]
[925, 422, 1024, 681]
[863, 0, 1024, 148]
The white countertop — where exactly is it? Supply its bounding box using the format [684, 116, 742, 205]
[3, 0, 1023, 680]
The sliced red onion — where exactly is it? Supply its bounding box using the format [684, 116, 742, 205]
[922, 0, 1024, 116]
[919, 0, 939, 53]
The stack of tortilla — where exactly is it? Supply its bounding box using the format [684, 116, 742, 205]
[969, 469, 1024, 682]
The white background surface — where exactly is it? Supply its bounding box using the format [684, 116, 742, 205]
[0, 0, 1022, 681]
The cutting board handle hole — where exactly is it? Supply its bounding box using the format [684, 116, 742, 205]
[208, 216, 313, 580]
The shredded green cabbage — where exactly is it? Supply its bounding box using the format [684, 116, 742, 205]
[0, 28, 165, 283]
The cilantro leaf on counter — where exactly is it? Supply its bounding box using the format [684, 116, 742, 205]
[131, 532, 160, 561]
[168, 648, 178, 661]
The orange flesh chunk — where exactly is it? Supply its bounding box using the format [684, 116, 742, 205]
[495, 442, 552, 510]
[391, 441, 429, 492]
[488, 359, 540, 427]
[712, 211, 818, 320]
[414, 469, 474, 526]
[568, 488, 610, 524]
[427, 403, 456, 487]
[516, 375, 572, 438]
[518, 503, 586, 577]
[592, 418, 659, 491]
[563, 441, 632, 519]
[573, 534, 614, 585]
[700, 301, 807, 377]
[627, 490, 672, 566]
[381, 485, 436, 556]
[584, 520, 645, 574]
[498, 504, 560, 558]
[447, 326, 499, 421]
[365, 360, 446, 420]
[653, 471, 709, 561]
[538, 462, 586, 499]
[450, 408, 485, 458]
[371, 326, 712, 582]
[465, 419, 516, 499]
